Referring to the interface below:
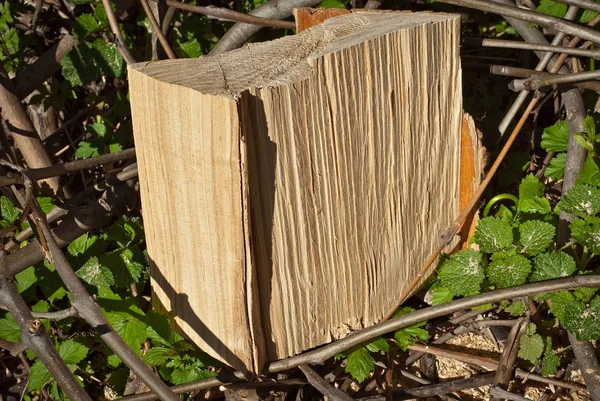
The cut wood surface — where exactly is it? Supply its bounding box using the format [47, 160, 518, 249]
[129, 11, 463, 374]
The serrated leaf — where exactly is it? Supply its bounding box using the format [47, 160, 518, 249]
[519, 220, 555, 255]
[59, 339, 89, 364]
[473, 217, 514, 253]
[429, 283, 454, 305]
[571, 216, 600, 254]
[536, 0, 567, 17]
[520, 174, 545, 200]
[518, 333, 544, 364]
[28, 360, 52, 391]
[549, 291, 575, 321]
[178, 38, 202, 58]
[541, 337, 560, 376]
[541, 121, 569, 152]
[345, 347, 373, 383]
[76, 256, 115, 287]
[61, 39, 124, 86]
[576, 156, 600, 187]
[0, 196, 19, 224]
[531, 252, 576, 282]
[0, 315, 19, 342]
[486, 252, 531, 288]
[545, 153, 566, 179]
[560, 296, 600, 341]
[142, 347, 171, 366]
[169, 363, 216, 385]
[105, 308, 147, 356]
[394, 325, 429, 351]
[438, 249, 484, 297]
[365, 337, 390, 353]
[519, 197, 551, 214]
[557, 184, 600, 217]
[506, 301, 525, 317]
[75, 140, 102, 159]
[68, 233, 98, 256]
[37, 197, 54, 214]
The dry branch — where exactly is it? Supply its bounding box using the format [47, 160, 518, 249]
[210, 0, 322, 54]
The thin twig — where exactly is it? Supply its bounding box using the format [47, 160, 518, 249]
[555, 0, 600, 13]
[31, 306, 78, 321]
[490, 387, 532, 401]
[101, 0, 136, 64]
[512, 69, 600, 91]
[436, 0, 600, 44]
[268, 275, 600, 372]
[299, 365, 354, 401]
[139, 0, 177, 59]
[407, 344, 586, 391]
[210, 0, 322, 54]
[150, 0, 296, 29]
[467, 37, 600, 59]
[493, 317, 527, 386]
[497, 5, 580, 135]
[406, 319, 517, 366]
[491, 65, 600, 92]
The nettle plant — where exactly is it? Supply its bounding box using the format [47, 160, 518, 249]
[339, 116, 600, 383]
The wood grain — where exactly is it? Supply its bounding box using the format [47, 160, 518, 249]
[129, 12, 463, 373]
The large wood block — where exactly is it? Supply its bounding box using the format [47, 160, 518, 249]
[129, 11, 463, 374]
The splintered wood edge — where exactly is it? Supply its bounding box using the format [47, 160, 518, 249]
[294, 8, 484, 306]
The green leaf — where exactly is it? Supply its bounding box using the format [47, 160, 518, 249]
[560, 296, 600, 341]
[15, 266, 38, 294]
[473, 217, 514, 253]
[28, 360, 52, 391]
[104, 306, 147, 356]
[37, 197, 55, 214]
[583, 115, 596, 140]
[68, 233, 98, 256]
[575, 132, 595, 154]
[571, 216, 600, 254]
[365, 338, 390, 353]
[178, 38, 203, 58]
[319, 0, 348, 8]
[531, 252, 576, 282]
[61, 39, 125, 86]
[506, 301, 525, 317]
[0, 314, 19, 342]
[59, 339, 89, 364]
[576, 156, 600, 187]
[345, 347, 374, 383]
[536, 0, 567, 17]
[168, 361, 216, 385]
[146, 311, 184, 347]
[518, 333, 544, 364]
[541, 337, 560, 376]
[394, 325, 429, 351]
[438, 249, 484, 297]
[0, 196, 19, 224]
[557, 184, 600, 217]
[73, 13, 101, 38]
[76, 256, 115, 288]
[486, 252, 532, 289]
[74, 140, 102, 159]
[519, 174, 545, 200]
[519, 197, 551, 214]
[549, 291, 574, 322]
[541, 120, 569, 152]
[429, 282, 454, 305]
[545, 153, 566, 179]
[143, 347, 171, 366]
[518, 220, 555, 255]
[580, 9, 598, 23]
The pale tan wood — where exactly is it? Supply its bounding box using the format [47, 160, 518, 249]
[129, 12, 463, 374]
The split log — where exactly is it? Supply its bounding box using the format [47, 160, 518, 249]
[129, 11, 465, 374]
